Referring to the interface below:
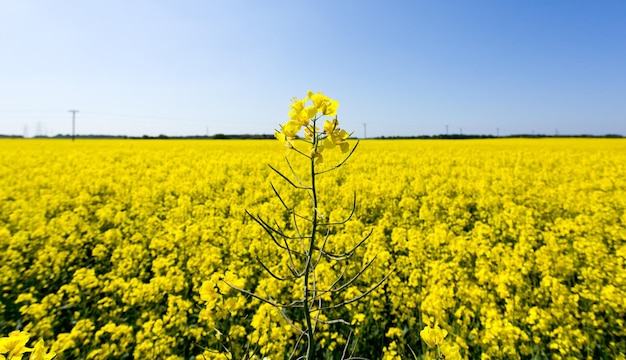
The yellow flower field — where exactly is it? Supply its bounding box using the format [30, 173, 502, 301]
[1, 138, 625, 359]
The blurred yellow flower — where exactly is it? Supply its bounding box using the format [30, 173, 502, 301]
[420, 324, 448, 348]
[0, 331, 34, 360]
[29, 340, 56, 360]
[275, 120, 302, 149]
[440, 341, 462, 360]
[199, 281, 219, 303]
[274, 131, 293, 149]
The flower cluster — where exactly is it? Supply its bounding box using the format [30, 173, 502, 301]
[420, 324, 461, 360]
[275, 91, 349, 163]
[0, 331, 55, 360]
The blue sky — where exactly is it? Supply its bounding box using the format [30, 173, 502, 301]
[1, 1, 625, 137]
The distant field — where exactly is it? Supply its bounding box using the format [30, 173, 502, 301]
[1, 138, 625, 359]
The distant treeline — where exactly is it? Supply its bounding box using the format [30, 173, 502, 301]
[377, 133, 624, 139]
[0, 134, 276, 140]
[0, 133, 623, 139]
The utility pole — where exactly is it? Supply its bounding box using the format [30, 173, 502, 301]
[445, 125, 449, 135]
[497, 128, 500, 137]
[363, 123, 367, 139]
[69, 110, 79, 141]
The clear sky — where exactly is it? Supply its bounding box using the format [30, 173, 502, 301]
[1, 1, 625, 138]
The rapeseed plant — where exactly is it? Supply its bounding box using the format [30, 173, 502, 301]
[223, 91, 387, 359]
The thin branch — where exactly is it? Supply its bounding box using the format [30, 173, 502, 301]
[271, 182, 291, 212]
[310, 266, 348, 299]
[245, 210, 286, 249]
[341, 331, 369, 360]
[248, 211, 309, 255]
[315, 140, 360, 175]
[292, 211, 308, 255]
[276, 306, 304, 335]
[270, 164, 311, 190]
[252, 213, 287, 239]
[267, 217, 304, 277]
[222, 278, 304, 309]
[314, 270, 393, 311]
[286, 139, 313, 159]
[325, 256, 379, 295]
[256, 256, 298, 281]
[310, 257, 375, 301]
[288, 332, 307, 360]
[407, 344, 419, 360]
[315, 318, 351, 326]
[281, 234, 303, 278]
[285, 156, 307, 186]
[341, 330, 354, 360]
[293, 211, 315, 223]
[314, 229, 373, 261]
[312, 225, 332, 269]
[311, 271, 321, 334]
[318, 192, 357, 226]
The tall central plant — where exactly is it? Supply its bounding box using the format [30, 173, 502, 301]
[228, 91, 386, 359]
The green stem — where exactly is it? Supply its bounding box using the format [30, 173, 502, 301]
[303, 119, 319, 360]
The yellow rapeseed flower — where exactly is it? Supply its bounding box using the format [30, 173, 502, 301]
[308, 90, 339, 116]
[0, 331, 32, 359]
[276, 91, 347, 156]
[29, 340, 56, 360]
[274, 131, 293, 149]
[288, 97, 316, 126]
[440, 341, 462, 360]
[322, 119, 350, 153]
[420, 324, 448, 348]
